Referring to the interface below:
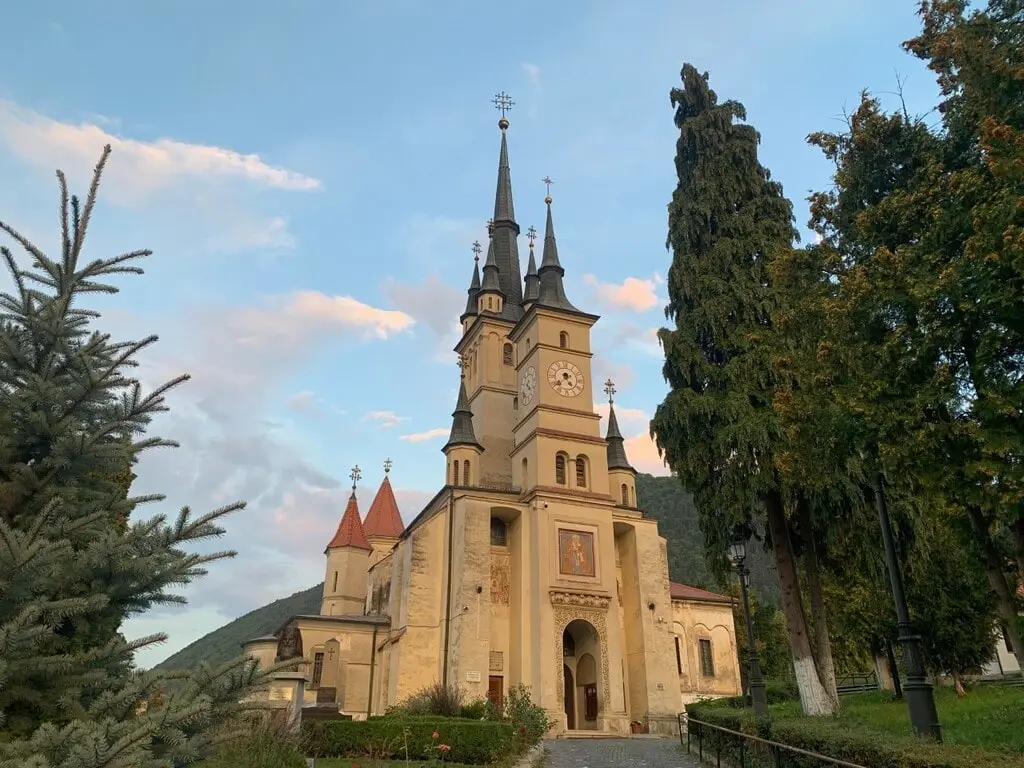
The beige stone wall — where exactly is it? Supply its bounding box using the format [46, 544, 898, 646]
[321, 546, 369, 616]
[670, 599, 742, 708]
[366, 552, 394, 615]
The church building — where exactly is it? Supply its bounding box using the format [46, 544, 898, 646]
[243, 99, 741, 736]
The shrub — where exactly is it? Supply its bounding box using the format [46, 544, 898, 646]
[684, 702, 1021, 768]
[201, 715, 306, 768]
[459, 699, 490, 720]
[386, 681, 466, 718]
[302, 716, 514, 765]
[502, 683, 554, 747]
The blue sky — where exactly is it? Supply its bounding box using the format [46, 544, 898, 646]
[0, 1, 941, 667]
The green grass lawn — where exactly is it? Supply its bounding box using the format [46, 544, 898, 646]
[770, 684, 1024, 754]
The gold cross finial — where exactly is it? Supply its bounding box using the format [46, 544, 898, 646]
[493, 91, 514, 125]
[457, 354, 467, 377]
[604, 379, 616, 404]
[471, 240, 482, 263]
[526, 225, 537, 249]
[542, 176, 554, 204]
[486, 218, 494, 236]
[383, 457, 393, 474]
[350, 465, 361, 490]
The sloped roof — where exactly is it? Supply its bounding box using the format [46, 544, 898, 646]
[670, 582, 733, 605]
[363, 475, 404, 539]
[325, 493, 372, 552]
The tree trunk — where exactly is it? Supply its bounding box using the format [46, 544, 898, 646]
[766, 491, 838, 715]
[952, 672, 966, 697]
[797, 498, 840, 709]
[966, 505, 1024, 669]
[885, 639, 903, 699]
[873, 650, 894, 692]
[1012, 514, 1024, 587]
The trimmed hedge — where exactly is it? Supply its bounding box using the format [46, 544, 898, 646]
[684, 701, 1022, 768]
[302, 716, 515, 765]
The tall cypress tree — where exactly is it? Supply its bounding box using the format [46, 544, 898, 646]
[651, 65, 838, 715]
[0, 147, 290, 767]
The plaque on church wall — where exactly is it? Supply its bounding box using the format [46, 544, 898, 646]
[466, 670, 482, 683]
[268, 686, 292, 701]
[489, 651, 504, 671]
[558, 529, 596, 578]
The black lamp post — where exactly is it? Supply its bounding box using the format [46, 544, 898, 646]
[729, 538, 768, 717]
[871, 472, 942, 742]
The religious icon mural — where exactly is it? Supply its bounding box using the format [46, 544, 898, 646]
[558, 529, 596, 577]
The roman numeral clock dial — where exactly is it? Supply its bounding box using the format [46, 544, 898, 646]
[547, 360, 585, 398]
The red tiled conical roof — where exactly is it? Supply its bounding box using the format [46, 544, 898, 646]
[363, 475, 404, 539]
[325, 492, 372, 552]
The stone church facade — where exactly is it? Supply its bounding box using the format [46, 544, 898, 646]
[244, 111, 741, 736]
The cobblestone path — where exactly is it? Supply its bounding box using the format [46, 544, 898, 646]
[545, 737, 699, 767]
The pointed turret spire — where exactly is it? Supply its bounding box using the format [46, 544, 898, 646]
[536, 183, 580, 313]
[522, 225, 539, 306]
[444, 368, 483, 452]
[364, 458, 405, 539]
[603, 380, 633, 471]
[325, 466, 372, 552]
[488, 91, 523, 319]
[479, 226, 503, 297]
[461, 241, 482, 322]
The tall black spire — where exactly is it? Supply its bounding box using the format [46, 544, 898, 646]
[522, 225, 539, 307]
[443, 367, 483, 452]
[535, 184, 580, 313]
[490, 92, 524, 320]
[603, 379, 633, 471]
[479, 227, 503, 298]
[461, 241, 482, 322]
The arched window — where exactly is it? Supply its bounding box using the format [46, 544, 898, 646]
[513, 396, 518, 411]
[462, 460, 471, 486]
[575, 454, 588, 488]
[487, 297, 494, 310]
[490, 517, 507, 546]
[503, 342, 514, 366]
[621, 483, 629, 505]
[559, 331, 569, 348]
[451, 460, 460, 485]
[521, 457, 528, 486]
[555, 453, 567, 486]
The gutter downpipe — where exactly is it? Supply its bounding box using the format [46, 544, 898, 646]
[366, 624, 379, 718]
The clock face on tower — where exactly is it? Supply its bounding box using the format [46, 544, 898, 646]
[547, 360, 585, 398]
[520, 366, 538, 406]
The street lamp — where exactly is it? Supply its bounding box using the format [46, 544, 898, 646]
[871, 472, 942, 741]
[729, 537, 768, 717]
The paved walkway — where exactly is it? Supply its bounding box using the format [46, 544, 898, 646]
[545, 738, 698, 767]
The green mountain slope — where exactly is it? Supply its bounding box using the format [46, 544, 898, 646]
[155, 474, 779, 670]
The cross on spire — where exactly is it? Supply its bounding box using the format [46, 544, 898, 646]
[486, 218, 494, 235]
[604, 379, 616, 404]
[526, 225, 537, 248]
[493, 91, 514, 119]
[471, 240, 482, 263]
[542, 176, 554, 201]
[384, 457, 393, 474]
[350, 465, 361, 491]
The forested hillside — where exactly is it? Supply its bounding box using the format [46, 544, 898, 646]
[155, 474, 780, 670]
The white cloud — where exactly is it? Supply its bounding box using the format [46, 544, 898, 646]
[592, 357, 636, 393]
[522, 62, 541, 86]
[583, 274, 659, 313]
[0, 99, 321, 197]
[594, 402, 649, 425]
[399, 427, 449, 443]
[594, 401, 670, 477]
[364, 410, 409, 429]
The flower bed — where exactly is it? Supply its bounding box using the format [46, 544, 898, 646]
[302, 716, 515, 765]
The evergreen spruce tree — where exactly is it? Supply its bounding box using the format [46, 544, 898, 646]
[651, 64, 838, 715]
[0, 146, 290, 767]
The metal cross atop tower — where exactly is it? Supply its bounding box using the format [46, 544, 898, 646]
[604, 379, 616, 403]
[493, 91, 514, 118]
[383, 457, 393, 474]
[471, 240, 482, 263]
[350, 465, 361, 490]
[542, 176, 554, 202]
[526, 225, 537, 248]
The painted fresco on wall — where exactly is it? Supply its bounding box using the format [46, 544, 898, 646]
[558, 529, 595, 577]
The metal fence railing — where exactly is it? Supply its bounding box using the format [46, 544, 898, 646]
[678, 714, 867, 768]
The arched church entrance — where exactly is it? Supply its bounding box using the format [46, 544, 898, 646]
[561, 619, 601, 730]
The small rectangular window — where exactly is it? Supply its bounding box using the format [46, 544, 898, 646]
[312, 652, 324, 687]
[698, 638, 714, 677]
